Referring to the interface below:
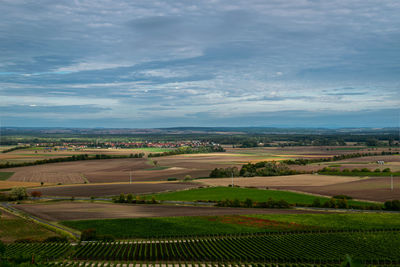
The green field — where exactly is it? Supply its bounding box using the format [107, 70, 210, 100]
[61, 213, 400, 239]
[248, 213, 400, 230]
[144, 187, 371, 207]
[144, 166, 170, 171]
[62, 216, 266, 238]
[0, 210, 60, 242]
[0, 172, 14, 180]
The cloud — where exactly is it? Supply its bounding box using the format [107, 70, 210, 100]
[0, 0, 399, 127]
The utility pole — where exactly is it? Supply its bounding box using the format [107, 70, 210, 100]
[231, 169, 234, 188]
[391, 174, 393, 191]
[130, 169, 132, 184]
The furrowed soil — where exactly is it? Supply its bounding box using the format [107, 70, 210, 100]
[26, 182, 199, 197]
[278, 177, 400, 202]
[13, 202, 326, 221]
[199, 174, 360, 187]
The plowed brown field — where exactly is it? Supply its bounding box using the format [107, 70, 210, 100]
[13, 202, 326, 221]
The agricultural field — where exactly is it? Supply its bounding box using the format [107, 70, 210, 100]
[199, 175, 400, 202]
[0, 171, 14, 180]
[0, 209, 61, 243]
[61, 213, 400, 239]
[0, 147, 174, 165]
[2, 146, 397, 186]
[4, 230, 400, 263]
[279, 177, 400, 202]
[144, 186, 371, 207]
[26, 182, 199, 197]
[12, 202, 317, 221]
[0, 180, 45, 190]
[70, 230, 400, 262]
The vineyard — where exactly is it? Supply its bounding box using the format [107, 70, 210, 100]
[4, 242, 72, 260]
[4, 230, 400, 264]
[43, 263, 400, 267]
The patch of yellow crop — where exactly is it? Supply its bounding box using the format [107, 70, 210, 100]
[0, 181, 42, 190]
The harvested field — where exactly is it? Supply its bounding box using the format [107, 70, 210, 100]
[0, 181, 45, 190]
[4, 158, 151, 183]
[199, 174, 359, 187]
[26, 182, 199, 197]
[279, 177, 400, 202]
[13, 202, 326, 221]
[10, 172, 85, 184]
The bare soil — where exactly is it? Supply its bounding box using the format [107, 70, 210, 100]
[199, 174, 359, 187]
[278, 177, 400, 202]
[26, 182, 199, 197]
[13, 202, 327, 221]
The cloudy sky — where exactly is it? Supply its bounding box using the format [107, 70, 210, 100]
[0, 0, 399, 128]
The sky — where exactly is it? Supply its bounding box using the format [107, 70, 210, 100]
[0, 0, 399, 128]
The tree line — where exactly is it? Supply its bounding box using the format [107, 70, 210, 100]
[148, 145, 225, 158]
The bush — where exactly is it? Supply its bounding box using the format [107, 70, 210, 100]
[98, 234, 115, 242]
[43, 236, 68, 243]
[333, 195, 353, 200]
[0, 241, 5, 256]
[244, 198, 253, 208]
[126, 194, 134, 203]
[118, 193, 126, 203]
[336, 198, 349, 209]
[9, 187, 27, 201]
[382, 168, 391, 172]
[312, 198, 321, 207]
[384, 200, 400, 211]
[184, 175, 193, 181]
[30, 191, 42, 198]
[81, 228, 97, 241]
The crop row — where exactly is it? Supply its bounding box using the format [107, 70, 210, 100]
[5, 231, 400, 263]
[4, 242, 71, 260]
[73, 231, 400, 263]
[44, 262, 400, 267]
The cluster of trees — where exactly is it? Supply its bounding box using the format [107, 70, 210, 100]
[216, 197, 290, 209]
[239, 161, 297, 177]
[148, 146, 225, 158]
[1, 146, 30, 154]
[0, 153, 144, 169]
[384, 200, 400, 211]
[0, 188, 44, 201]
[209, 167, 239, 178]
[317, 167, 399, 177]
[209, 161, 299, 178]
[112, 193, 158, 204]
[283, 151, 400, 166]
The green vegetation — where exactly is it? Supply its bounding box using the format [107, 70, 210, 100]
[318, 167, 400, 177]
[283, 151, 400, 165]
[239, 161, 298, 177]
[0, 211, 60, 243]
[148, 145, 225, 158]
[62, 213, 400, 239]
[69, 231, 400, 262]
[0, 172, 14, 181]
[248, 213, 400, 230]
[144, 166, 170, 171]
[130, 147, 173, 152]
[145, 187, 371, 207]
[62, 216, 266, 238]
